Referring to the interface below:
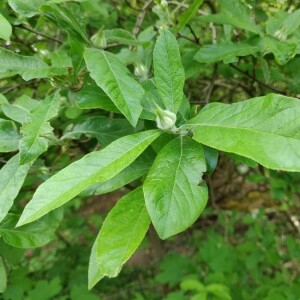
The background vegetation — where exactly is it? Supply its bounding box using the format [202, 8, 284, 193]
[0, 0, 300, 299]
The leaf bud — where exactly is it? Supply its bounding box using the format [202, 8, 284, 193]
[155, 106, 177, 132]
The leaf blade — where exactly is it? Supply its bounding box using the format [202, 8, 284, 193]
[17, 130, 161, 226]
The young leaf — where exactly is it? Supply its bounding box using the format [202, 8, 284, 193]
[8, 0, 45, 17]
[0, 119, 20, 153]
[89, 187, 150, 289]
[0, 257, 6, 293]
[17, 130, 161, 226]
[153, 29, 185, 113]
[143, 137, 208, 239]
[104, 29, 147, 46]
[0, 13, 12, 41]
[186, 94, 300, 171]
[19, 93, 60, 164]
[0, 154, 31, 223]
[177, 0, 204, 30]
[84, 48, 144, 126]
[0, 211, 62, 248]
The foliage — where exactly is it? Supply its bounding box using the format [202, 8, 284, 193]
[0, 0, 300, 294]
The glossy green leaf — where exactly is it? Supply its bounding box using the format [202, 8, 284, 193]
[264, 36, 297, 65]
[177, 0, 203, 30]
[84, 48, 144, 126]
[0, 211, 62, 248]
[0, 154, 30, 223]
[17, 130, 161, 226]
[8, 0, 45, 17]
[0, 13, 12, 41]
[0, 119, 20, 153]
[144, 137, 208, 239]
[186, 94, 300, 171]
[104, 29, 147, 46]
[0, 257, 6, 293]
[153, 29, 185, 113]
[89, 187, 150, 289]
[19, 93, 60, 164]
[194, 43, 259, 64]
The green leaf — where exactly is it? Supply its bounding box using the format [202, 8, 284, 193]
[89, 187, 150, 289]
[88, 150, 154, 195]
[0, 154, 30, 223]
[104, 29, 147, 46]
[177, 0, 204, 30]
[264, 36, 297, 65]
[0, 211, 62, 248]
[0, 119, 20, 153]
[0, 13, 12, 41]
[62, 116, 140, 146]
[8, 0, 45, 17]
[186, 94, 300, 171]
[0, 257, 7, 293]
[194, 43, 259, 64]
[199, 0, 262, 35]
[0, 47, 66, 81]
[143, 137, 208, 239]
[84, 48, 144, 126]
[19, 93, 60, 164]
[17, 130, 161, 226]
[206, 284, 231, 300]
[0, 239, 24, 266]
[75, 83, 119, 113]
[153, 29, 185, 113]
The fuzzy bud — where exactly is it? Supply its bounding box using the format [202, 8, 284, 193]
[155, 106, 177, 132]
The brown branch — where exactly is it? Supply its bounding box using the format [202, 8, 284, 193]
[132, 0, 153, 37]
[229, 63, 287, 95]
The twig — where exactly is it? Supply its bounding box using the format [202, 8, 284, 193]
[187, 24, 200, 44]
[204, 64, 218, 103]
[132, 0, 153, 37]
[14, 24, 63, 44]
[177, 32, 198, 44]
[229, 63, 287, 94]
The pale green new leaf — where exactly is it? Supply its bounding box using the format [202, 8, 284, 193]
[17, 130, 161, 226]
[0, 119, 20, 153]
[177, 0, 203, 30]
[89, 187, 150, 289]
[84, 48, 144, 126]
[0, 211, 62, 248]
[194, 43, 259, 64]
[0, 13, 12, 41]
[186, 94, 300, 171]
[143, 137, 208, 239]
[8, 0, 45, 17]
[0, 257, 6, 293]
[0, 155, 31, 223]
[19, 93, 60, 164]
[153, 29, 185, 113]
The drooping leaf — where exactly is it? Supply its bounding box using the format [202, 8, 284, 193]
[8, 0, 45, 17]
[89, 187, 150, 289]
[177, 0, 203, 30]
[0, 119, 20, 153]
[186, 94, 300, 171]
[0, 47, 66, 81]
[0, 257, 6, 293]
[0, 211, 62, 248]
[84, 48, 144, 126]
[153, 29, 185, 113]
[17, 130, 161, 226]
[0, 13, 12, 41]
[19, 93, 60, 164]
[194, 43, 259, 64]
[143, 137, 208, 239]
[0, 154, 31, 223]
